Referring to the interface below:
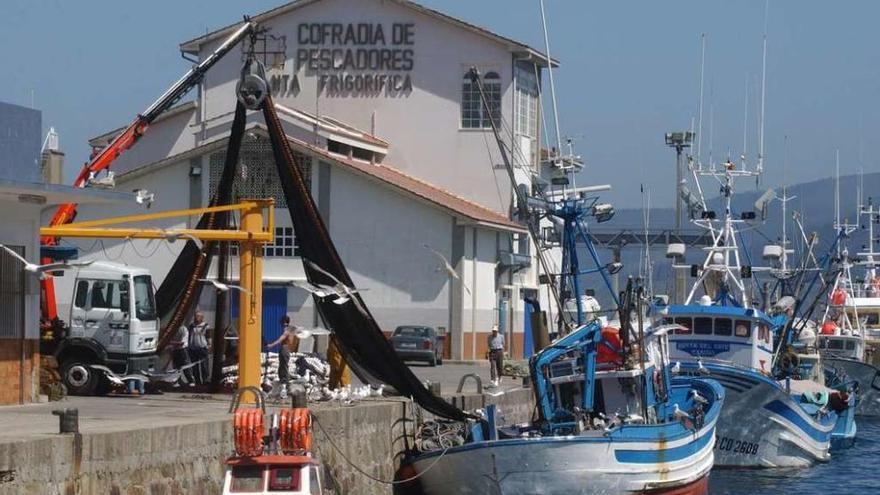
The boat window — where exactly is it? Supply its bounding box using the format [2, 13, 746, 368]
[758, 324, 771, 344]
[734, 320, 750, 337]
[268, 466, 301, 491]
[866, 313, 880, 326]
[714, 319, 733, 336]
[230, 466, 264, 492]
[673, 317, 692, 334]
[694, 317, 713, 335]
[845, 340, 856, 351]
[828, 339, 845, 350]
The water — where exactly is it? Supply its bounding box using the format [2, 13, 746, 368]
[709, 417, 880, 494]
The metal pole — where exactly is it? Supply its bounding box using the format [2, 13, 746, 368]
[674, 145, 686, 304]
[211, 213, 229, 392]
[238, 203, 264, 398]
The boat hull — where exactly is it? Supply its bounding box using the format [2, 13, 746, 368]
[680, 363, 835, 467]
[825, 356, 880, 416]
[410, 421, 716, 495]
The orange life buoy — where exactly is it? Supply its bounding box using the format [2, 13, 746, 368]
[233, 409, 264, 457]
[279, 408, 313, 453]
[598, 327, 623, 365]
[831, 289, 847, 306]
[820, 321, 837, 335]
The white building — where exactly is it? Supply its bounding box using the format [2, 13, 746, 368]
[69, 0, 556, 360]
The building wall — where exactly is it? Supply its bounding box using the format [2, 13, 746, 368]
[0, 102, 41, 182]
[196, 0, 522, 214]
[0, 199, 45, 405]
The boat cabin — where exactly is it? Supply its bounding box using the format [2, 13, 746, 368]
[818, 334, 865, 361]
[657, 305, 777, 374]
[223, 456, 324, 495]
[846, 297, 880, 340]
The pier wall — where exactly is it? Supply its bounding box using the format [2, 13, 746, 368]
[0, 388, 534, 495]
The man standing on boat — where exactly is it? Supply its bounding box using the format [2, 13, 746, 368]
[487, 325, 505, 387]
[267, 315, 300, 398]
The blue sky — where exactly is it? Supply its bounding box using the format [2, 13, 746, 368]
[2, 0, 877, 207]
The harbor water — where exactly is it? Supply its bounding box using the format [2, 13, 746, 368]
[709, 417, 880, 494]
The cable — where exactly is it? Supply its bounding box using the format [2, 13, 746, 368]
[310, 413, 450, 485]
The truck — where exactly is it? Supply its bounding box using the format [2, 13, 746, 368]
[47, 261, 160, 395]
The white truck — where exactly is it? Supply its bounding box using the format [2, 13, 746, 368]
[49, 261, 160, 395]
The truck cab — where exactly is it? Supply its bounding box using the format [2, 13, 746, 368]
[52, 261, 159, 395]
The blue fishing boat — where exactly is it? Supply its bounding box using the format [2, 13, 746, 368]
[654, 163, 840, 467]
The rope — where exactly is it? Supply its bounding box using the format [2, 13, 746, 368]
[310, 413, 450, 485]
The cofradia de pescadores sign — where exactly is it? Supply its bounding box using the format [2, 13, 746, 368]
[271, 22, 416, 97]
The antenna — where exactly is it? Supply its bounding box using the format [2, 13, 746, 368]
[697, 33, 706, 168]
[708, 84, 715, 170]
[539, 0, 564, 161]
[757, 0, 769, 174]
[835, 149, 841, 256]
[741, 75, 749, 170]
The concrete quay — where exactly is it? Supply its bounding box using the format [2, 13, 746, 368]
[0, 376, 533, 495]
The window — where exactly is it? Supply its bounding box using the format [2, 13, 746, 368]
[230, 466, 264, 492]
[208, 135, 313, 210]
[309, 466, 322, 495]
[674, 317, 693, 334]
[694, 317, 713, 335]
[758, 324, 771, 344]
[714, 319, 732, 336]
[90, 280, 128, 310]
[74, 280, 89, 309]
[845, 340, 856, 351]
[461, 71, 501, 129]
[134, 275, 156, 320]
[0, 244, 25, 339]
[735, 320, 750, 337]
[264, 227, 298, 257]
[514, 62, 539, 166]
[828, 339, 844, 350]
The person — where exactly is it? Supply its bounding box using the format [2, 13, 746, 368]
[170, 324, 195, 387]
[487, 325, 505, 387]
[266, 315, 300, 397]
[187, 310, 211, 384]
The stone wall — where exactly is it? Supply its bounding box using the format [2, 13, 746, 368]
[0, 390, 534, 495]
[0, 339, 38, 405]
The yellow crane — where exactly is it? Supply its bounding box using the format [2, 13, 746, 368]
[40, 199, 274, 394]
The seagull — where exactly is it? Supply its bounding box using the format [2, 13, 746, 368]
[293, 326, 332, 339]
[133, 188, 154, 208]
[198, 279, 250, 294]
[0, 244, 93, 279]
[690, 389, 709, 406]
[142, 361, 201, 383]
[423, 244, 471, 295]
[290, 280, 336, 299]
[697, 360, 710, 375]
[369, 384, 385, 397]
[672, 404, 692, 421]
[87, 171, 115, 188]
[90, 365, 148, 387]
[304, 260, 370, 316]
[670, 361, 681, 374]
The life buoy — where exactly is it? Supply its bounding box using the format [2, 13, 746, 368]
[831, 289, 847, 306]
[820, 321, 837, 335]
[233, 409, 264, 457]
[597, 327, 623, 365]
[279, 408, 313, 453]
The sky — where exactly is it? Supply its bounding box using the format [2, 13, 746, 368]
[2, 0, 878, 207]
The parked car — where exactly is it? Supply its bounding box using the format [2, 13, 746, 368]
[390, 325, 443, 366]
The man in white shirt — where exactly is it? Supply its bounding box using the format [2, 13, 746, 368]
[487, 325, 505, 387]
[170, 325, 195, 387]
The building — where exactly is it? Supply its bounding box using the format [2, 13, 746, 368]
[0, 102, 131, 405]
[70, 0, 557, 360]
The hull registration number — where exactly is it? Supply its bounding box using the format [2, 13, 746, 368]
[716, 436, 759, 455]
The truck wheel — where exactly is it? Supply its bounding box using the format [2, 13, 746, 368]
[61, 358, 98, 396]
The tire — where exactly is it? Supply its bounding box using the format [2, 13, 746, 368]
[61, 357, 99, 396]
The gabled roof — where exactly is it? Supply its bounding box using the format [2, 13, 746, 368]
[179, 0, 558, 67]
[116, 123, 524, 233]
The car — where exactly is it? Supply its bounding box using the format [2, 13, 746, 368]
[390, 325, 443, 366]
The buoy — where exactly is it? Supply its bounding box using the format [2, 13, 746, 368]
[598, 327, 623, 365]
[820, 321, 837, 335]
[831, 289, 847, 306]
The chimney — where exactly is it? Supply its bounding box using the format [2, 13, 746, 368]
[40, 127, 64, 184]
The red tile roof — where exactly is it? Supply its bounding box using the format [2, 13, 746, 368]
[289, 136, 525, 232]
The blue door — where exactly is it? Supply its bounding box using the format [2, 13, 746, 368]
[523, 300, 534, 358]
[230, 285, 288, 348]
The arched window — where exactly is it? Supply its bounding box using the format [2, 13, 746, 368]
[461, 71, 501, 129]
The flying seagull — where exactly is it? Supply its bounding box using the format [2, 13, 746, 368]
[290, 280, 336, 299]
[89, 365, 148, 387]
[304, 260, 370, 317]
[294, 326, 332, 339]
[422, 244, 471, 295]
[198, 278, 251, 294]
[0, 244, 93, 279]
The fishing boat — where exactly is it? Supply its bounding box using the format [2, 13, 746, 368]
[817, 198, 880, 416]
[655, 162, 839, 467]
[405, 119, 723, 493]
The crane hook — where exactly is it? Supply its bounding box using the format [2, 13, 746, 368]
[237, 58, 268, 110]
